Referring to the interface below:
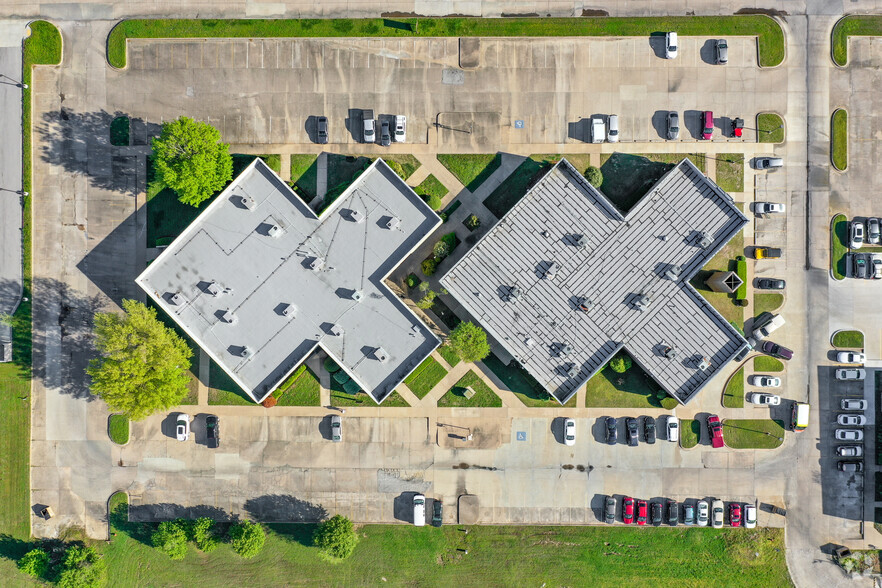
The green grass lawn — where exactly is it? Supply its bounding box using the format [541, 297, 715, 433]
[832, 109, 848, 171]
[403, 356, 448, 399]
[483, 154, 557, 218]
[753, 293, 784, 316]
[832, 330, 864, 348]
[437, 153, 501, 192]
[107, 16, 784, 69]
[414, 174, 448, 208]
[321, 154, 372, 212]
[208, 360, 253, 405]
[832, 15, 882, 66]
[689, 230, 745, 327]
[722, 419, 785, 449]
[382, 154, 421, 180]
[680, 419, 700, 449]
[585, 363, 677, 410]
[831, 214, 849, 280]
[273, 367, 320, 406]
[108, 414, 130, 444]
[599, 153, 707, 214]
[756, 113, 785, 143]
[290, 154, 318, 202]
[330, 389, 410, 407]
[722, 367, 745, 409]
[716, 153, 744, 193]
[753, 356, 784, 373]
[438, 370, 502, 407]
[481, 354, 576, 407]
[437, 345, 461, 368]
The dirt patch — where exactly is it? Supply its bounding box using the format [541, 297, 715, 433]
[581, 9, 609, 16]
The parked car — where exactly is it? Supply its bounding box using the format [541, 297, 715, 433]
[751, 375, 781, 388]
[851, 220, 865, 249]
[755, 247, 782, 259]
[756, 278, 786, 290]
[752, 314, 784, 340]
[755, 202, 785, 215]
[175, 413, 191, 442]
[729, 503, 742, 527]
[623, 497, 635, 524]
[837, 351, 866, 364]
[666, 111, 680, 139]
[665, 32, 678, 59]
[683, 503, 695, 526]
[837, 414, 867, 426]
[379, 121, 392, 146]
[636, 500, 648, 526]
[331, 415, 343, 442]
[697, 500, 709, 527]
[744, 504, 757, 529]
[667, 501, 679, 526]
[605, 496, 616, 524]
[868, 217, 881, 244]
[836, 369, 866, 381]
[413, 494, 426, 526]
[701, 110, 714, 140]
[838, 461, 864, 473]
[707, 415, 724, 448]
[854, 253, 868, 279]
[836, 429, 864, 441]
[394, 115, 407, 142]
[626, 418, 639, 447]
[712, 500, 724, 529]
[873, 254, 882, 279]
[362, 110, 375, 143]
[666, 416, 679, 442]
[591, 116, 606, 143]
[838, 445, 864, 457]
[205, 415, 219, 449]
[316, 116, 329, 144]
[643, 417, 656, 444]
[760, 341, 793, 360]
[840, 399, 867, 410]
[651, 501, 663, 526]
[715, 39, 728, 64]
[755, 157, 783, 169]
[606, 417, 618, 445]
[748, 393, 781, 406]
[564, 418, 576, 446]
[607, 114, 619, 143]
[432, 500, 443, 527]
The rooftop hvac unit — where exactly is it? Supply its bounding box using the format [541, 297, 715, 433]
[351, 290, 364, 302]
[524, 337, 535, 347]
[574, 235, 588, 248]
[697, 356, 710, 371]
[544, 262, 558, 279]
[558, 343, 572, 358]
[330, 324, 344, 336]
[506, 286, 522, 302]
[697, 231, 713, 249]
[664, 265, 682, 281]
[374, 347, 389, 362]
[239, 346, 251, 358]
[281, 303, 296, 317]
[566, 364, 578, 378]
[663, 345, 677, 359]
[350, 209, 365, 223]
[220, 310, 236, 324]
[267, 224, 284, 238]
[634, 294, 651, 311]
[309, 257, 324, 271]
[206, 281, 221, 296]
[240, 195, 255, 210]
[386, 217, 400, 230]
[578, 297, 594, 312]
[170, 292, 184, 306]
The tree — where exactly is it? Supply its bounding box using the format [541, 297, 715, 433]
[151, 116, 233, 207]
[313, 515, 358, 560]
[56, 545, 106, 588]
[464, 214, 481, 230]
[152, 520, 189, 560]
[190, 517, 219, 553]
[609, 354, 632, 373]
[426, 194, 443, 211]
[416, 290, 437, 310]
[18, 548, 49, 577]
[447, 322, 490, 363]
[87, 299, 193, 420]
[584, 166, 603, 187]
[229, 520, 265, 559]
[433, 240, 450, 259]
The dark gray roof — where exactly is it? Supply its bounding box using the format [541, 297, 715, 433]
[137, 158, 441, 403]
[441, 158, 748, 405]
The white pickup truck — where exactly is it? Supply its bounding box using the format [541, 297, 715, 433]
[591, 117, 606, 143]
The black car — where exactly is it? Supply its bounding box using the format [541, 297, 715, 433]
[605, 417, 617, 445]
[205, 415, 219, 449]
[760, 340, 793, 360]
[667, 500, 679, 526]
[626, 418, 639, 447]
[651, 502, 663, 526]
[316, 116, 329, 144]
[756, 278, 785, 290]
[643, 417, 656, 444]
[380, 121, 392, 146]
[432, 500, 443, 527]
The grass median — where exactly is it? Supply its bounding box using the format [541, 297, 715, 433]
[722, 367, 744, 409]
[754, 356, 784, 373]
[832, 330, 864, 348]
[722, 419, 785, 449]
[107, 16, 785, 69]
[832, 15, 882, 66]
[831, 213, 849, 280]
[756, 113, 785, 144]
[832, 109, 848, 171]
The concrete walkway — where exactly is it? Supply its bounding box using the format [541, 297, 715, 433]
[0, 26, 24, 316]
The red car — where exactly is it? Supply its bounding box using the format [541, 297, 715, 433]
[708, 415, 724, 448]
[702, 111, 714, 140]
[636, 500, 648, 526]
[623, 497, 635, 524]
[729, 503, 742, 527]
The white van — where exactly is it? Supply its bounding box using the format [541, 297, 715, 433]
[591, 117, 606, 143]
[752, 314, 784, 340]
[413, 494, 426, 526]
[607, 115, 619, 143]
[666, 415, 679, 442]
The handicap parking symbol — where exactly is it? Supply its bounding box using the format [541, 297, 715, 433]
[516, 431, 527, 441]
[514, 119, 524, 129]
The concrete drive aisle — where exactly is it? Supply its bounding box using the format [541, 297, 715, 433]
[0, 23, 24, 316]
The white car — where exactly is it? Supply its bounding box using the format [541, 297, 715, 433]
[837, 351, 866, 364]
[175, 413, 191, 442]
[836, 429, 864, 441]
[394, 115, 406, 142]
[750, 375, 781, 388]
[331, 415, 342, 443]
[836, 368, 866, 381]
[841, 399, 867, 411]
[838, 445, 863, 457]
[696, 500, 709, 527]
[752, 314, 784, 340]
[607, 114, 619, 143]
[851, 221, 864, 249]
[744, 504, 757, 529]
[413, 494, 425, 526]
[755, 202, 785, 215]
[665, 32, 678, 59]
[563, 418, 575, 446]
[837, 414, 866, 426]
[666, 416, 679, 442]
[748, 393, 781, 406]
[873, 254, 882, 279]
[711, 499, 724, 529]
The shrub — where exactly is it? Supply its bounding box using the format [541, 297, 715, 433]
[57, 545, 106, 588]
[406, 274, 418, 288]
[421, 258, 438, 276]
[609, 354, 632, 373]
[447, 322, 491, 363]
[584, 166, 603, 187]
[416, 291, 437, 309]
[230, 520, 266, 559]
[314, 515, 359, 560]
[190, 517, 219, 553]
[433, 240, 450, 259]
[262, 395, 277, 408]
[18, 548, 49, 578]
[426, 194, 443, 211]
[152, 519, 189, 560]
[465, 214, 481, 230]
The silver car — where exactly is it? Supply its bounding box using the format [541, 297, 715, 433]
[696, 500, 709, 527]
[837, 445, 863, 457]
[605, 496, 616, 524]
[835, 429, 864, 441]
[666, 111, 680, 140]
[755, 157, 783, 170]
[715, 39, 728, 64]
[331, 415, 342, 442]
[868, 217, 881, 244]
[711, 500, 724, 529]
[840, 399, 867, 411]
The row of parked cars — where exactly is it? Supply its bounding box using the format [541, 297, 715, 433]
[601, 415, 679, 446]
[833, 355, 868, 470]
[609, 496, 756, 528]
[661, 33, 729, 64]
[174, 413, 220, 448]
[312, 111, 407, 145]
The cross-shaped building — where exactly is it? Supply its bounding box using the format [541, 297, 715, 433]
[137, 158, 441, 403]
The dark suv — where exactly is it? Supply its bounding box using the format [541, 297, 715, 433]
[626, 418, 639, 447]
[760, 340, 793, 360]
[651, 502, 663, 526]
[206, 415, 220, 449]
[432, 500, 443, 527]
[667, 501, 679, 526]
[605, 417, 617, 445]
[316, 116, 328, 144]
[643, 417, 656, 444]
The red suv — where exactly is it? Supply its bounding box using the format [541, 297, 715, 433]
[623, 497, 635, 524]
[708, 415, 724, 448]
[729, 503, 742, 527]
[702, 111, 714, 140]
[636, 500, 648, 526]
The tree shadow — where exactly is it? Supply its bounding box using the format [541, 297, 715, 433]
[243, 495, 328, 523]
[265, 523, 318, 547]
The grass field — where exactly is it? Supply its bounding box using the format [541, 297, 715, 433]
[832, 15, 882, 66]
[832, 330, 864, 348]
[414, 174, 448, 208]
[832, 109, 848, 171]
[274, 367, 321, 406]
[585, 363, 677, 410]
[403, 357, 448, 399]
[831, 214, 849, 280]
[208, 360, 253, 405]
[438, 370, 502, 408]
[289, 154, 318, 201]
[716, 153, 744, 193]
[330, 389, 410, 407]
[108, 414, 130, 444]
[481, 354, 576, 408]
[756, 113, 785, 144]
[722, 367, 745, 409]
[722, 419, 785, 449]
[754, 357, 784, 372]
[382, 154, 421, 180]
[437, 345, 461, 368]
[437, 153, 500, 192]
[680, 419, 700, 449]
[753, 293, 784, 316]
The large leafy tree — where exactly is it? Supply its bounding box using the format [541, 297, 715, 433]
[229, 520, 265, 559]
[87, 299, 193, 420]
[447, 321, 491, 363]
[56, 545, 106, 588]
[313, 515, 358, 560]
[151, 116, 233, 207]
[152, 520, 189, 560]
